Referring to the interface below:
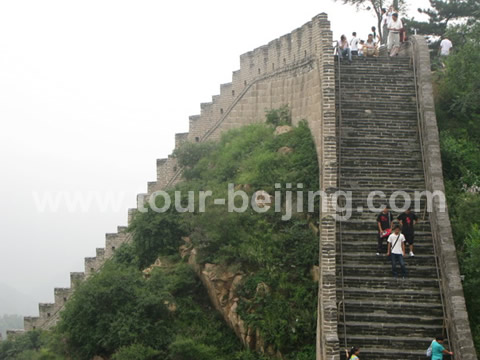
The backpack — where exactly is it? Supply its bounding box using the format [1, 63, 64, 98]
[426, 340, 434, 357]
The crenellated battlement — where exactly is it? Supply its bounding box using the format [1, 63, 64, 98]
[70, 272, 85, 289]
[175, 132, 189, 149]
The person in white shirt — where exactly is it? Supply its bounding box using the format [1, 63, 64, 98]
[364, 34, 379, 57]
[381, 8, 389, 45]
[338, 35, 352, 63]
[358, 40, 365, 57]
[350, 32, 360, 56]
[387, 225, 408, 279]
[439, 37, 453, 56]
[388, 13, 404, 56]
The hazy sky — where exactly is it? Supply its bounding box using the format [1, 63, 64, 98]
[0, 0, 429, 316]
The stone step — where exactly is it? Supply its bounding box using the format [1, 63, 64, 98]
[340, 135, 419, 145]
[338, 346, 435, 360]
[337, 85, 416, 93]
[338, 58, 412, 66]
[337, 252, 436, 266]
[340, 177, 425, 188]
[339, 94, 417, 104]
[337, 285, 441, 303]
[339, 148, 422, 157]
[341, 158, 422, 168]
[343, 199, 428, 211]
[340, 128, 420, 138]
[343, 299, 444, 318]
[341, 132, 419, 142]
[339, 276, 440, 290]
[340, 109, 418, 120]
[338, 231, 433, 243]
[338, 63, 413, 71]
[338, 185, 427, 193]
[339, 167, 424, 178]
[338, 239, 434, 255]
[340, 124, 420, 134]
[338, 219, 430, 230]
[338, 58, 411, 66]
[340, 118, 418, 126]
[339, 321, 442, 338]
[335, 211, 429, 222]
[341, 263, 437, 278]
[345, 312, 444, 327]
[336, 55, 411, 63]
[338, 76, 415, 85]
[339, 334, 439, 352]
[340, 99, 417, 109]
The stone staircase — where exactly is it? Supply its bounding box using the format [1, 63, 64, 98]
[335, 56, 446, 359]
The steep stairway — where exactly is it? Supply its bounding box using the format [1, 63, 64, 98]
[335, 56, 446, 360]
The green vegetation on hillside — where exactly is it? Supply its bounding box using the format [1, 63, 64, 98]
[434, 21, 480, 356]
[0, 114, 319, 360]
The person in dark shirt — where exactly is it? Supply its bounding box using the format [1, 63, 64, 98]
[376, 205, 393, 255]
[398, 207, 418, 257]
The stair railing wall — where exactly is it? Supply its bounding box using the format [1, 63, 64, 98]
[409, 35, 477, 360]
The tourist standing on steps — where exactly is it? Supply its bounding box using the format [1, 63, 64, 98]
[387, 225, 407, 279]
[431, 336, 454, 359]
[376, 205, 394, 255]
[346, 346, 360, 360]
[387, 13, 403, 56]
[350, 32, 360, 56]
[397, 207, 418, 257]
[381, 7, 390, 45]
[371, 26, 380, 43]
[338, 35, 352, 63]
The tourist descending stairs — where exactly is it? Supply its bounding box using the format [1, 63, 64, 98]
[335, 56, 447, 360]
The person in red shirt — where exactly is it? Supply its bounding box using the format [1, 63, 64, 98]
[376, 205, 394, 256]
[398, 207, 418, 256]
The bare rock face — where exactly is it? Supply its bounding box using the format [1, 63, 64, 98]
[277, 146, 293, 155]
[274, 125, 293, 136]
[181, 243, 274, 355]
[311, 266, 320, 283]
[142, 257, 165, 278]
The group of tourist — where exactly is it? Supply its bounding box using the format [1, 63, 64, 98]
[338, 7, 407, 62]
[337, 6, 405, 62]
[337, 8, 454, 64]
[344, 206, 454, 359]
[376, 205, 417, 278]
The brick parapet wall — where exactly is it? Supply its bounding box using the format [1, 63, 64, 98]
[411, 35, 477, 360]
[316, 14, 339, 360]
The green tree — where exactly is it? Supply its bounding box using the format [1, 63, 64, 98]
[460, 225, 480, 354]
[405, 0, 479, 39]
[335, 0, 407, 41]
[57, 262, 173, 359]
[112, 344, 160, 360]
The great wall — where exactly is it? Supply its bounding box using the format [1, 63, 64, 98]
[10, 13, 478, 360]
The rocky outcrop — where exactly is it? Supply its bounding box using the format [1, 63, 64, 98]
[180, 238, 281, 357]
[274, 125, 293, 136]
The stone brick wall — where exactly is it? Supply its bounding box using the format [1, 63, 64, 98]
[411, 35, 477, 360]
[148, 13, 334, 195]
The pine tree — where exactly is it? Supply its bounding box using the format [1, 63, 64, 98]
[405, 0, 479, 38]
